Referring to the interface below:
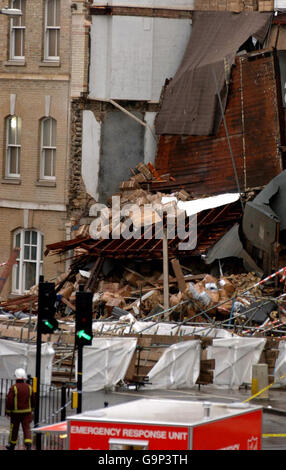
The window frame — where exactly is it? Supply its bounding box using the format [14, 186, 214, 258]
[40, 117, 57, 181]
[44, 0, 60, 61]
[12, 229, 44, 295]
[9, 0, 26, 60]
[5, 115, 21, 179]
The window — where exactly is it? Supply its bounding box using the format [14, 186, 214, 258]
[44, 0, 60, 60]
[9, 0, 26, 60]
[13, 229, 44, 294]
[6, 115, 21, 178]
[40, 117, 56, 180]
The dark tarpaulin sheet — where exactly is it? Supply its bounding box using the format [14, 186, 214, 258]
[155, 11, 272, 136]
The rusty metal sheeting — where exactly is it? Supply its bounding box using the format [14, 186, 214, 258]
[46, 201, 242, 261]
[152, 51, 284, 197]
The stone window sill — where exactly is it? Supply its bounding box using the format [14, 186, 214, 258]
[4, 60, 26, 66]
[1, 178, 21, 185]
[39, 61, 61, 67]
[36, 180, 56, 187]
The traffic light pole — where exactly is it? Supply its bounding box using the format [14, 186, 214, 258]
[34, 275, 44, 451]
[75, 285, 93, 414]
[35, 276, 58, 450]
[77, 345, 83, 414]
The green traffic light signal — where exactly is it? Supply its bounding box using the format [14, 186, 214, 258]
[77, 330, 92, 341]
[44, 320, 53, 330]
[41, 317, 59, 334]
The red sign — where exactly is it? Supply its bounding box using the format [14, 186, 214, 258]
[192, 410, 262, 450]
[68, 421, 189, 450]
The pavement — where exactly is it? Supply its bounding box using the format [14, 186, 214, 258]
[0, 384, 286, 450]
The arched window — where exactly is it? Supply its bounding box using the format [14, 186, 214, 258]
[6, 115, 21, 178]
[40, 117, 56, 180]
[12, 229, 44, 294]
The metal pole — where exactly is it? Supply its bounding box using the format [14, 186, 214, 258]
[61, 384, 67, 422]
[163, 228, 169, 317]
[77, 345, 83, 414]
[34, 275, 44, 451]
[213, 68, 244, 213]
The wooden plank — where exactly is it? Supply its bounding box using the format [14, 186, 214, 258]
[132, 375, 149, 382]
[136, 365, 153, 376]
[150, 335, 180, 345]
[0, 248, 20, 294]
[264, 350, 279, 359]
[171, 258, 187, 293]
[85, 257, 104, 292]
[140, 349, 164, 362]
[200, 359, 215, 370]
[137, 337, 153, 348]
[0, 324, 75, 345]
[196, 371, 213, 383]
[61, 297, 76, 312]
[124, 351, 137, 381]
[1, 294, 36, 307]
[90, 5, 193, 19]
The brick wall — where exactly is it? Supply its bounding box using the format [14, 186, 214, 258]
[70, 1, 90, 98]
[0, 78, 69, 205]
[0, 207, 66, 298]
[0, 0, 76, 295]
[194, 0, 274, 11]
[0, 0, 71, 73]
[68, 98, 95, 221]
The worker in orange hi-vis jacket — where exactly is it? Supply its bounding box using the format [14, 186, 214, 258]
[5, 368, 36, 450]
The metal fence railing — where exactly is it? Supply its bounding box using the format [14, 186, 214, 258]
[0, 378, 76, 450]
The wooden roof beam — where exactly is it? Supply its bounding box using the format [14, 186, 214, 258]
[89, 4, 193, 19]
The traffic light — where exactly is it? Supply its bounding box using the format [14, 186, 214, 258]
[38, 281, 58, 334]
[75, 288, 93, 347]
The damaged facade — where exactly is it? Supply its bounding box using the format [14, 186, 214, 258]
[69, 2, 286, 274]
[68, 0, 193, 218]
[4, 1, 286, 395]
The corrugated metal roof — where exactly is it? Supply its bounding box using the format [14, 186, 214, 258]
[151, 50, 285, 197]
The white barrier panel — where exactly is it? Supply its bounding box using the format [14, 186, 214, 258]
[207, 337, 266, 388]
[274, 340, 286, 385]
[145, 340, 201, 390]
[0, 338, 54, 391]
[78, 337, 137, 392]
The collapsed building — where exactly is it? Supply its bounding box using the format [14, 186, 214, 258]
[3, 8, 286, 393]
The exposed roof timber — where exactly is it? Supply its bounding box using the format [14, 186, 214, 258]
[46, 201, 242, 261]
[89, 4, 193, 19]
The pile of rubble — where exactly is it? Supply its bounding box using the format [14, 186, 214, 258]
[55, 268, 265, 322]
[0, 162, 286, 388]
[0, 161, 284, 339]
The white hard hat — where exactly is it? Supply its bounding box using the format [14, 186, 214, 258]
[15, 368, 27, 380]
